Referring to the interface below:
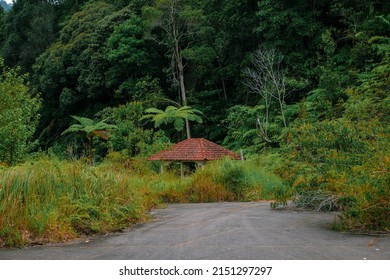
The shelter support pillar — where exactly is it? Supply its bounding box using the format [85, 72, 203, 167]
[160, 161, 170, 174]
[196, 161, 206, 170]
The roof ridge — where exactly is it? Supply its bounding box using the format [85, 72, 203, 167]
[199, 138, 205, 159]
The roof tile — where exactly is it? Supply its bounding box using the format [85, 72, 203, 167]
[148, 138, 241, 161]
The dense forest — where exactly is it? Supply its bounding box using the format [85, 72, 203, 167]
[0, 0, 389, 246]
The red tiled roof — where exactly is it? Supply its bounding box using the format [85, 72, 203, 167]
[148, 138, 241, 161]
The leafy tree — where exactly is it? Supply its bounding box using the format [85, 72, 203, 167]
[0, 7, 5, 43]
[343, 15, 390, 123]
[33, 1, 126, 145]
[97, 101, 170, 157]
[1, 0, 57, 72]
[106, 14, 149, 71]
[105, 13, 152, 101]
[197, 0, 259, 100]
[186, 0, 261, 141]
[255, 0, 327, 78]
[0, 59, 41, 164]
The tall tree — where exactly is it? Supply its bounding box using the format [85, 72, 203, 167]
[201, 0, 259, 102]
[105, 13, 152, 101]
[142, 0, 205, 139]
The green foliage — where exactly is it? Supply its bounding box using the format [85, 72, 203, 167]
[223, 104, 287, 154]
[142, 0, 209, 139]
[97, 101, 171, 157]
[61, 115, 117, 160]
[0, 59, 41, 164]
[271, 118, 390, 231]
[141, 105, 203, 132]
[62, 115, 117, 139]
[255, 0, 326, 76]
[1, 0, 57, 72]
[33, 1, 133, 145]
[106, 14, 148, 66]
[222, 105, 263, 152]
[105, 13, 155, 101]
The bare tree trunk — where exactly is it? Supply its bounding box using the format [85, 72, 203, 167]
[279, 98, 287, 128]
[244, 48, 290, 144]
[177, 53, 191, 138]
[173, 14, 191, 139]
[217, 60, 228, 100]
[152, 0, 201, 139]
[9, 144, 14, 165]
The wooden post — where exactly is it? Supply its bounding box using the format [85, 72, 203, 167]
[197, 161, 206, 170]
[180, 162, 184, 178]
[160, 162, 164, 174]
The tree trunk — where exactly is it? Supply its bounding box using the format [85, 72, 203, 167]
[9, 144, 14, 165]
[174, 27, 191, 139]
[218, 60, 228, 100]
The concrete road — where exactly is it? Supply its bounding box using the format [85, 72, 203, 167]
[0, 202, 389, 260]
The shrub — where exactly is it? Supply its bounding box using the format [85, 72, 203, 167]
[272, 119, 390, 232]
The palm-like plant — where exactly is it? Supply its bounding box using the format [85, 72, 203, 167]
[62, 115, 117, 155]
[140, 106, 203, 138]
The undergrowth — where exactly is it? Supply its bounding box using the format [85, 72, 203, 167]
[269, 120, 390, 233]
[0, 157, 284, 247]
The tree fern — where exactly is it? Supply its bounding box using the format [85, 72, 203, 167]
[140, 105, 203, 132]
[62, 116, 117, 136]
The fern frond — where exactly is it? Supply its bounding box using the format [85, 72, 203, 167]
[173, 118, 185, 131]
[144, 107, 164, 114]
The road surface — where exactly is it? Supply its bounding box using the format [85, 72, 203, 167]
[0, 202, 389, 259]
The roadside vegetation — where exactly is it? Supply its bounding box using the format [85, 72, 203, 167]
[0, 157, 282, 247]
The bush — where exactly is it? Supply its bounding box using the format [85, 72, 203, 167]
[271, 119, 390, 232]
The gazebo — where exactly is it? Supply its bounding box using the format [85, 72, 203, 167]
[148, 138, 242, 176]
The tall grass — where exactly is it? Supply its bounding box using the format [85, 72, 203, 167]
[0, 157, 284, 247]
[0, 158, 157, 247]
[187, 159, 284, 202]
